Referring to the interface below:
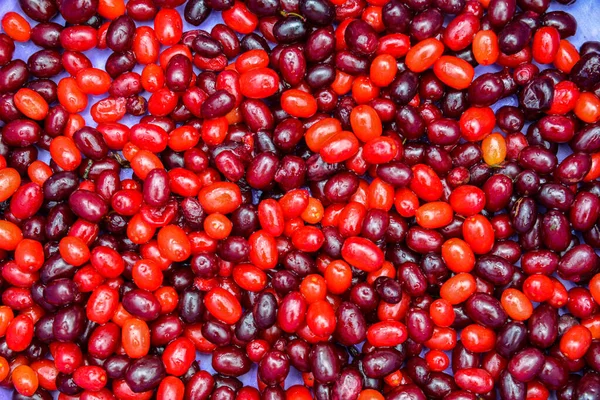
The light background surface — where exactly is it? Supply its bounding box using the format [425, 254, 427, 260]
[0, 0, 599, 397]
